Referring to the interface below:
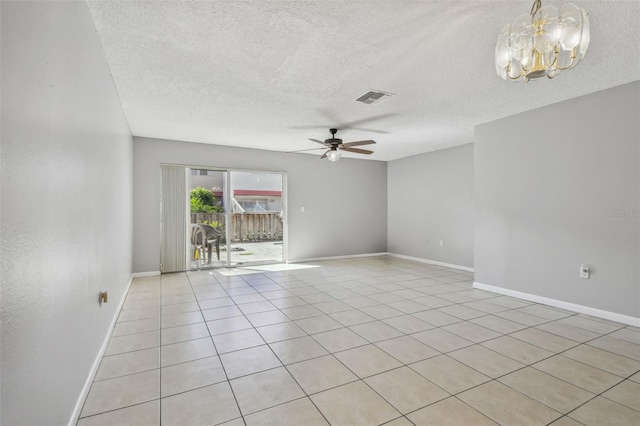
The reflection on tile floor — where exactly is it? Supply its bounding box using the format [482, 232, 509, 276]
[78, 256, 640, 425]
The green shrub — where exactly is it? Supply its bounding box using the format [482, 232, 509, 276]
[190, 187, 223, 213]
[191, 186, 215, 205]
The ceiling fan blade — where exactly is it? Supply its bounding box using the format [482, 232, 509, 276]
[320, 150, 330, 159]
[342, 140, 376, 147]
[286, 147, 326, 154]
[309, 138, 327, 146]
[318, 110, 396, 128]
[289, 125, 328, 130]
[340, 146, 373, 155]
[291, 125, 388, 134]
[346, 127, 388, 134]
[340, 113, 396, 128]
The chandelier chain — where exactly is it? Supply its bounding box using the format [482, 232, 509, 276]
[530, 0, 542, 18]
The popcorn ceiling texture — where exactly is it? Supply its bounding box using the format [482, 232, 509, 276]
[87, 1, 640, 160]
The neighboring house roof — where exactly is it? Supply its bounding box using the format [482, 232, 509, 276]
[234, 190, 281, 197]
[212, 190, 282, 197]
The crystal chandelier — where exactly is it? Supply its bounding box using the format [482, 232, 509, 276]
[495, 0, 590, 82]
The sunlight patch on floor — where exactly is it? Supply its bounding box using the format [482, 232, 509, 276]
[241, 263, 321, 272]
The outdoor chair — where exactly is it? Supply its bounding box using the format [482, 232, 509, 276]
[190, 223, 222, 263]
[200, 223, 222, 262]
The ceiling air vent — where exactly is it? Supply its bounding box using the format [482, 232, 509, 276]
[354, 90, 394, 105]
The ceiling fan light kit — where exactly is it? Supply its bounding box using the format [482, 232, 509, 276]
[290, 128, 376, 161]
[326, 149, 341, 162]
[495, 0, 590, 82]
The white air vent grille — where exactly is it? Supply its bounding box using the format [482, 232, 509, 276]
[355, 90, 394, 105]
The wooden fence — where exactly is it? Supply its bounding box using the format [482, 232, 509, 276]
[191, 212, 283, 242]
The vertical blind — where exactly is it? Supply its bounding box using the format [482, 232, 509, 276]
[161, 165, 188, 272]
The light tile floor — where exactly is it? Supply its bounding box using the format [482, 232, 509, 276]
[78, 256, 640, 425]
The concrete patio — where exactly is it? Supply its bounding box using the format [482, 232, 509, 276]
[190, 240, 284, 269]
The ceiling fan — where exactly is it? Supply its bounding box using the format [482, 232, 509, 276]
[294, 128, 376, 162]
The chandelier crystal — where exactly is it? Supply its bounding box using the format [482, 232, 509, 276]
[495, 0, 590, 82]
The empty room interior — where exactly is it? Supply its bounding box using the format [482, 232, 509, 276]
[2, 1, 639, 425]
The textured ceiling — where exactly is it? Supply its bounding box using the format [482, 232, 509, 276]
[87, 1, 640, 161]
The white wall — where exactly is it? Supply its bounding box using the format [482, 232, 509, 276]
[387, 144, 474, 268]
[475, 82, 639, 320]
[0, 2, 133, 425]
[133, 137, 388, 273]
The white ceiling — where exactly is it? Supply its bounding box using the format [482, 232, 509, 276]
[87, 1, 640, 161]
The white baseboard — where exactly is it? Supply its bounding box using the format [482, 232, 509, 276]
[69, 274, 134, 426]
[473, 281, 640, 327]
[132, 270, 161, 277]
[387, 253, 474, 273]
[288, 252, 388, 264]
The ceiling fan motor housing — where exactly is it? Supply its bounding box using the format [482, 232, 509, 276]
[327, 129, 342, 145]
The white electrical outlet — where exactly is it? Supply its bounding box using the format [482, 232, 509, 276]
[300, 206, 305, 213]
[580, 264, 590, 279]
[439, 240, 444, 247]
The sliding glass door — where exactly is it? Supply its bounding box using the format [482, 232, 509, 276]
[227, 171, 284, 266]
[166, 166, 286, 271]
[188, 168, 228, 269]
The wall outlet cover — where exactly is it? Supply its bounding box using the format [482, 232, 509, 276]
[580, 264, 590, 279]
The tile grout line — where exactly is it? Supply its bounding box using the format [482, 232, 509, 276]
[210, 264, 636, 422]
[76, 278, 162, 421]
[186, 271, 247, 425]
[239, 269, 491, 424]
[297, 266, 502, 425]
[233, 272, 334, 425]
[82, 259, 640, 424]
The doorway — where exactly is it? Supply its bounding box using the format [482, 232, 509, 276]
[227, 170, 285, 267]
[181, 167, 286, 271]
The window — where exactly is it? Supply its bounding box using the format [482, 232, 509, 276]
[239, 199, 268, 212]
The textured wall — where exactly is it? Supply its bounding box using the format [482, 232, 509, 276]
[474, 82, 639, 318]
[0, 2, 133, 424]
[387, 144, 474, 268]
[132, 137, 388, 273]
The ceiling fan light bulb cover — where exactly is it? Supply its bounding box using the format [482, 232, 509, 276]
[327, 151, 341, 162]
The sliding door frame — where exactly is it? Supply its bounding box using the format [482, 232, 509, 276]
[226, 168, 288, 268]
[161, 163, 287, 271]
